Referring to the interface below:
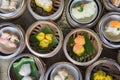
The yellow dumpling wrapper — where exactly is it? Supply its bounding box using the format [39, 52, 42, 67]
[105, 75, 113, 80]
[73, 44, 85, 56]
[36, 32, 45, 41]
[40, 39, 50, 48]
[45, 34, 53, 43]
[93, 70, 113, 80]
[35, 0, 53, 12]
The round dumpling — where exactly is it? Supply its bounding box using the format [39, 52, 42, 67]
[22, 76, 32, 80]
[19, 63, 31, 76]
[54, 75, 62, 80]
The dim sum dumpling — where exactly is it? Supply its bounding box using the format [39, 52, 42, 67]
[58, 69, 69, 80]
[0, 0, 10, 10]
[19, 63, 31, 76]
[22, 76, 33, 80]
[105, 21, 120, 36]
[9, 0, 17, 11]
[54, 75, 62, 80]
[71, 1, 96, 19]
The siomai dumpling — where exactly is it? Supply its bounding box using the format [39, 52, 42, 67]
[40, 39, 50, 48]
[73, 35, 85, 56]
[36, 31, 53, 48]
[93, 70, 113, 80]
[74, 35, 85, 45]
[36, 32, 45, 41]
[73, 44, 85, 56]
[35, 0, 53, 12]
[45, 34, 53, 43]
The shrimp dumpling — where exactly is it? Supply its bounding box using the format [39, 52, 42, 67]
[35, 0, 53, 12]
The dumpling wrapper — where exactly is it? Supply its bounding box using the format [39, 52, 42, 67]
[22, 76, 33, 80]
[54, 75, 62, 80]
[9, 0, 17, 11]
[71, 1, 96, 19]
[57, 69, 69, 80]
[19, 63, 31, 76]
[105, 25, 120, 36]
[0, 0, 10, 10]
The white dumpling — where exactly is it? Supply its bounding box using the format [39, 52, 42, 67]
[1, 32, 11, 39]
[84, 1, 96, 17]
[0, 0, 10, 10]
[54, 75, 62, 80]
[19, 63, 31, 76]
[71, 7, 85, 19]
[71, 1, 96, 19]
[22, 76, 32, 80]
[58, 69, 69, 80]
[105, 26, 120, 36]
[9, 0, 17, 11]
[36, 0, 52, 6]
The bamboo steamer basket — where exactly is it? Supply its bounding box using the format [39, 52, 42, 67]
[97, 12, 120, 49]
[26, 21, 63, 58]
[27, 0, 64, 20]
[85, 58, 120, 80]
[0, 0, 27, 20]
[0, 23, 25, 59]
[102, 0, 120, 12]
[117, 50, 120, 64]
[63, 28, 102, 66]
[8, 54, 45, 80]
[66, 0, 103, 28]
[45, 62, 82, 80]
